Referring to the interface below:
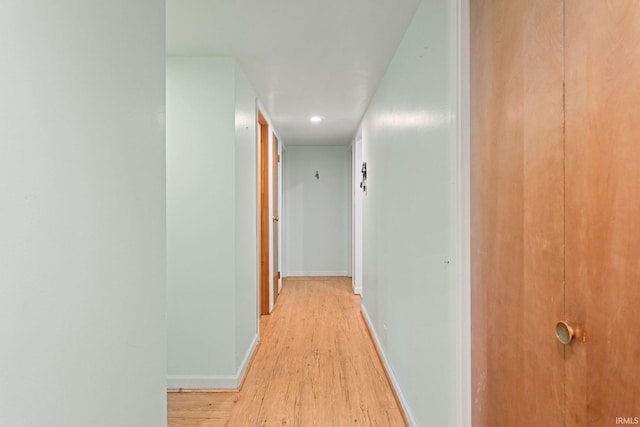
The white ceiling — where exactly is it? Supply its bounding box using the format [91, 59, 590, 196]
[167, 0, 421, 146]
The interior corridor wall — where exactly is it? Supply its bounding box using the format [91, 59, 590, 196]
[284, 146, 350, 276]
[359, 0, 460, 425]
[234, 66, 259, 370]
[0, 1, 166, 426]
[352, 133, 364, 295]
[168, 56, 261, 388]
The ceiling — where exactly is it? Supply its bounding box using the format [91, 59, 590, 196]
[167, 0, 421, 146]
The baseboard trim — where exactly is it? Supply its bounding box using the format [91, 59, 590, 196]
[353, 286, 362, 295]
[167, 388, 235, 393]
[286, 271, 349, 277]
[167, 333, 260, 391]
[236, 333, 260, 390]
[361, 304, 417, 427]
[166, 375, 237, 390]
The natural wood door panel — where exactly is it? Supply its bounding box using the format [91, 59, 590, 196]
[473, 0, 640, 424]
[565, 1, 640, 425]
[520, 1, 566, 425]
[471, 0, 565, 425]
[471, 1, 526, 422]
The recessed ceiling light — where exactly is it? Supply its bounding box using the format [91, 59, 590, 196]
[310, 115, 324, 123]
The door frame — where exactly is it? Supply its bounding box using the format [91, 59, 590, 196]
[457, 0, 471, 425]
[258, 110, 270, 315]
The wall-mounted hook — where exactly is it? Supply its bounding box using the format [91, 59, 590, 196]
[315, 171, 320, 180]
[360, 162, 367, 192]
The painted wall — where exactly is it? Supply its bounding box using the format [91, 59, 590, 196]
[359, 0, 460, 425]
[0, 1, 166, 426]
[284, 146, 350, 276]
[167, 56, 260, 388]
[167, 56, 237, 384]
[234, 66, 259, 370]
[352, 134, 364, 294]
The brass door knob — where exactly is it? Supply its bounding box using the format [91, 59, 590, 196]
[555, 321, 575, 345]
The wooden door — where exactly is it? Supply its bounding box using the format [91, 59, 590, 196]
[471, 0, 565, 425]
[259, 112, 270, 315]
[564, 1, 640, 424]
[472, 0, 640, 425]
[272, 134, 280, 306]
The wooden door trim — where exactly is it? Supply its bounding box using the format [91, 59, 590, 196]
[258, 111, 270, 315]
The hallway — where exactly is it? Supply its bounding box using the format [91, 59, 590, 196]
[168, 277, 406, 426]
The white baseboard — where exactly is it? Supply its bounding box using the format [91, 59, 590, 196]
[361, 304, 417, 427]
[351, 279, 362, 295]
[352, 276, 363, 295]
[236, 333, 259, 387]
[167, 374, 237, 390]
[286, 271, 349, 277]
[167, 333, 259, 390]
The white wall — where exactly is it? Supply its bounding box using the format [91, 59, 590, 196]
[167, 57, 259, 388]
[284, 145, 350, 276]
[234, 66, 260, 370]
[359, 0, 461, 425]
[352, 133, 364, 294]
[0, 2, 166, 426]
[167, 56, 236, 384]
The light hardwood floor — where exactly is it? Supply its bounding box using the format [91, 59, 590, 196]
[168, 277, 406, 427]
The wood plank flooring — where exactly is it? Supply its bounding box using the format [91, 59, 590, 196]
[168, 277, 406, 427]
